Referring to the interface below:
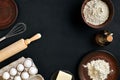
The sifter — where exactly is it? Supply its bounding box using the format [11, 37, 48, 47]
[0, 23, 26, 42]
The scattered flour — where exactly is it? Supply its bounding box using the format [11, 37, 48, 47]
[83, 0, 109, 25]
[83, 59, 111, 80]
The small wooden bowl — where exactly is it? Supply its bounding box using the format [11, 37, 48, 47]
[81, 0, 114, 29]
[0, 0, 18, 30]
[78, 50, 119, 80]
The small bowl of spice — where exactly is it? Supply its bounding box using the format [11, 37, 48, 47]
[81, 0, 114, 29]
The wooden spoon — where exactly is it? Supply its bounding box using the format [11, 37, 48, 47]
[81, 0, 114, 29]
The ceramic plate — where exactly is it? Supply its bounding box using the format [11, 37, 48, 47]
[78, 50, 119, 80]
[0, 0, 18, 29]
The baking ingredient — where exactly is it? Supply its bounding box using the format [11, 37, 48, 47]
[2, 72, 10, 79]
[24, 59, 33, 68]
[83, 0, 109, 25]
[29, 67, 38, 75]
[83, 59, 111, 80]
[9, 68, 17, 76]
[0, 33, 41, 63]
[17, 64, 24, 72]
[0, 57, 42, 80]
[56, 71, 72, 80]
[95, 30, 113, 46]
[14, 75, 22, 80]
[21, 72, 30, 79]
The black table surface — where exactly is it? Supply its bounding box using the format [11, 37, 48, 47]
[0, 0, 120, 80]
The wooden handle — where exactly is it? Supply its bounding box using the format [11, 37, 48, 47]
[0, 33, 41, 62]
[0, 39, 27, 62]
[25, 33, 41, 45]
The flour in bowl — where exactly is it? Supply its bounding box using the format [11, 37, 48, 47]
[83, 0, 109, 25]
[83, 59, 112, 80]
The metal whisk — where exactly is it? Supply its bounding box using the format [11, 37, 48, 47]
[0, 23, 26, 42]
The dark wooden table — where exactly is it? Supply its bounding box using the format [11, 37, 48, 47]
[0, 0, 120, 80]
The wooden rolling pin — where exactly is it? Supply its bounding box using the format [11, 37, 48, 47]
[0, 33, 41, 62]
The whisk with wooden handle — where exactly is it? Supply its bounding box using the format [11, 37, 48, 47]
[0, 23, 26, 42]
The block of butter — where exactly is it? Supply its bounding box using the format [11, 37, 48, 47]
[56, 71, 72, 80]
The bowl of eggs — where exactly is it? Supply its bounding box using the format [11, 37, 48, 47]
[81, 0, 114, 29]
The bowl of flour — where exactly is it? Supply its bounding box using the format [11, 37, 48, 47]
[81, 0, 114, 29]
[78, 50, 119, 80]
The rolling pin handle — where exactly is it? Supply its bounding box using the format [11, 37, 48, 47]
[25, 33, 41, 45]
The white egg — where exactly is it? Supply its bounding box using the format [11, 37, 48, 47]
[14, 75, 21, 80]
[17, 64, 24, 72]
[10, 68, 17, 76]
[2, 72, 10, 79]
[24, 59, 33, 68]
[29, 67, 38, 75]
[21, 72, 29, 79]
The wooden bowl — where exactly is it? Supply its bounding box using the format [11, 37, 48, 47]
[81, 0, 114, 29]
[0, 0, 18, 30]
[78, 50, 119, 80]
